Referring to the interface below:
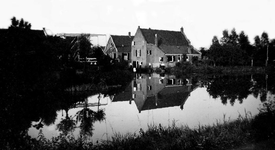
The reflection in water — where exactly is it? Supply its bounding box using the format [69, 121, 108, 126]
[75, 97, 105, 139]
[2, 71, 274, 146]
[130, 74, 199, 112]
[56, 107, 76, 135]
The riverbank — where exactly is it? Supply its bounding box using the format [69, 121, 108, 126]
[169, 62, 267, 75]
[19, 99, 274, 150]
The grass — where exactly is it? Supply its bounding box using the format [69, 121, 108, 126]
[93, 115, 254, 150]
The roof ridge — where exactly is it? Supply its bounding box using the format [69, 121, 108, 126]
[140, 28, 181, 33]
[111, 35, 134, 38]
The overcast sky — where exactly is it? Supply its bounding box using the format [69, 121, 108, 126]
[1, 0, 274, 48]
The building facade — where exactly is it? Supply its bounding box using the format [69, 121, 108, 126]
[131, 26, 200, 68]
[104, 33, 133, 63]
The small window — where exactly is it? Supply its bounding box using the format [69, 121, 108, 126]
[132, 41, 135, 46]
[167, 56, 175, 62]
[147, 85, 152, 91]
[178, 55, 181, 62]
[137, 83, 142, 91]
[137, 49, 141, 57]
[159, 57, 163, 62]
[132, 94, 136, 99]
[167, 79, 175, 85]
[147, 50, 152, 55]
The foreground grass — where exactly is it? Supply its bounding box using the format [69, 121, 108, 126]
[96, 116, 253, 150]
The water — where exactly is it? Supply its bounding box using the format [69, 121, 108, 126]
[26, 73, 271, 142]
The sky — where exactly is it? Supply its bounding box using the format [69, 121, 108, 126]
[1, 0, 274, 48]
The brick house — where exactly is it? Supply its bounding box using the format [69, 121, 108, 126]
[104, 33, 133, 62]
[131, 26, 200, 68]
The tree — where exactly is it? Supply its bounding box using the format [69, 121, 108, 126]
[77, 34, 92, 73]
[229, 28, 239, 46]
[9, 17, 31, 29]
[220, 30, 229, 45]
[209, 36, 222, 66]
[199, 47, 208, 60]
[261, 32, 269, 66]
[238, 31, 253, 66]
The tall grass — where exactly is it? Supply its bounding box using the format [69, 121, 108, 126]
[93, 114, 253, 150]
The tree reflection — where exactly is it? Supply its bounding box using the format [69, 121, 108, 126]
[56, 108, 76, 135]
[206, 75, 252, 105]
[204, 74, 272, 105]
[75, 98, 105, 139]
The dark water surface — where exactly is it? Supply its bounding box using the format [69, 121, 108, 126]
[24, 73, 273, 142]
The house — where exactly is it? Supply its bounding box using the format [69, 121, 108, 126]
[131, 26, 201, 68]
[104, 33, 134, 62]
[131, 73, 198, 113]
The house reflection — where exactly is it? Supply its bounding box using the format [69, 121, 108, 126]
[112, 73, 199, 113]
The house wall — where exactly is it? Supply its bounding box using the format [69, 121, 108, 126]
[131, 28, 147, 68]
[104, 37, 117, 59]
[146, 44, 166, 68]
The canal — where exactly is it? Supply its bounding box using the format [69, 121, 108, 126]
[26, 73, 271, 142]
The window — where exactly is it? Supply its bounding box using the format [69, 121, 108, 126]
[159, 57, 163, 62]
[137, 83, 142, 91]
[167, 79, 175, 85]
[132, 41, 135, 46]
[178, 55, 181, 62]
[136, 49, 141, 57]
[167, 55, 175, 62]
[147, 85, 152, 91]
[132, 94, 136, 99]
[147, 50, 152, 55]
[159, 79, 164, 84]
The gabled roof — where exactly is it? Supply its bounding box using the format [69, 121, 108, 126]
[140, 86, 190, 111]
[111, 35, 134, 53]
[140, 28, 190, 46]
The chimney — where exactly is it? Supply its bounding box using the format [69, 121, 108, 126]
[180, 27, 184, 34]
[128, 32, 131, 38]
[155, 34, 158, 46]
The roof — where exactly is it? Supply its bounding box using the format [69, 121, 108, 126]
[140, 28, 190, 46]
[111, 35, 134, 53]
[140, 86, 190, 111]
[0, 28, 45, 39]
[112, 83, 132, 102]
[159, 45, 189, 54]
